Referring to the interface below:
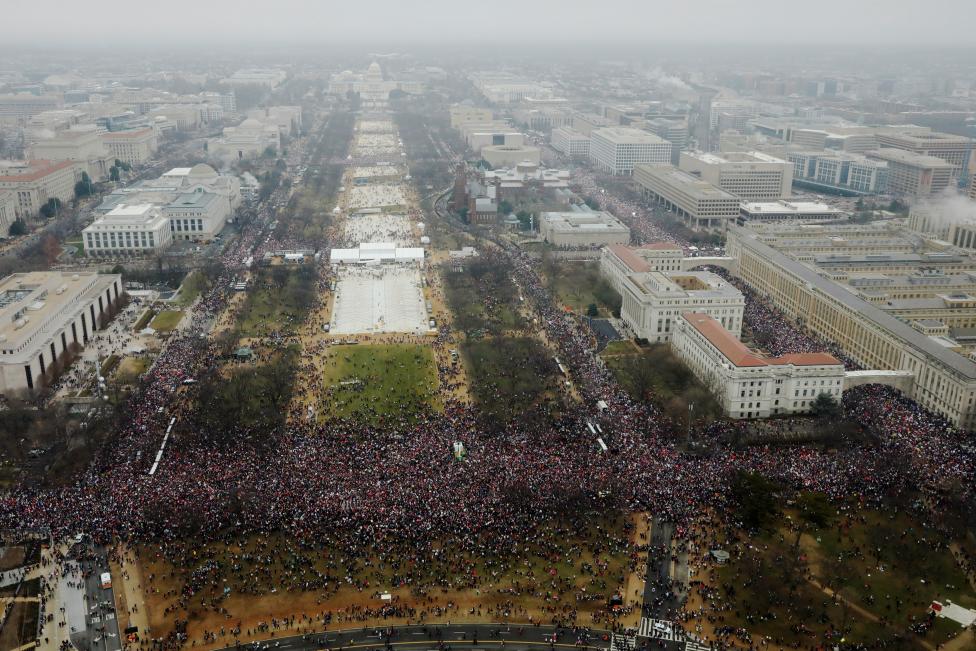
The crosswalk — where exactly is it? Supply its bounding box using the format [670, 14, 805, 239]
[610, 633, 636, 651]
[685, 642, 712, 651]
[637, 617, 684, 642]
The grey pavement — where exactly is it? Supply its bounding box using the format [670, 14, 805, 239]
[216, 623, 610, 651]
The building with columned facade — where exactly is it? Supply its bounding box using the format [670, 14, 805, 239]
[0, 271, 122, 393]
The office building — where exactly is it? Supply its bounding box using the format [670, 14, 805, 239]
[600, 243, 684, 291]
[783, 151, 889, 195]
[739, 200, 846, 224]
[222, 68, 287, 88]
[672, 312, 845, 419]
[83, 204, 173, 256]
[727, 225, 976, 428]
[29, 126, 115, 181]
[539, 211, 630, 248]
[866, 149, 955, 196]
[0, 191, 16, 235]
[600, 244, 744, 343]
[970, 173, 976, 200]
[589, 127, 672, 175]
[449, 105, 493, 129]
[0, 160, 76, 218]
[877, 131, 974, 179]
[550, 127, 590, 159]
[633, 164, 740, 231]
[0, 94, 62, 125]
[101, 128, 158, 166]
[0, 271, 122, 393]
[678, 151, 793, 200]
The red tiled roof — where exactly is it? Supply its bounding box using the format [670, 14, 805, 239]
[640, 241, 683, 251]
[607, 244, 651, 272]
[681, 312, 841, 368]
[683, 312, 767, 366]
[770, 353, 842, 366]
[0, 159, 74, 183]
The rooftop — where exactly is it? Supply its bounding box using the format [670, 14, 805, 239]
[0, 272, 119, 359]
[682, 312, 841, 368]
[0, 159, 74, 183]
[634, 165, 739, 201]
[866, 149, 955, 168]
[730, 226, 976, 379]
[592, 127, 667, 145]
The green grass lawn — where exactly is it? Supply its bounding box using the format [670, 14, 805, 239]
[461, 337, 563, 426]
[601, 344, 723, 422]
[133, 309, 155, 331]
[150, 310, 184, 332]
[542, 260, 621, 317]
[237, 267, 316, 338]
[114, 356, 150, 385]
[715, 506, 976, 649]
[317, 344, 440, 425]
[175, 271, 205, 307]
[443, 261, 524, 336]
[804, 510, 976, 626]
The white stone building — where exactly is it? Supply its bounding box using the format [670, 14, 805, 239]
[0, 271, 122, 393]
[589, 127, 672, 175]
[678, 151, 793, 201]
[0, 191, 17, 235]
[0, 159, 76, 218]
[101, 128, 158, 165]
[29, 126, 114, 180]
[672, 312, 845, 419]
[83, 204, 173, 256]
[550, 127, 590, 159]
[600, 243, 744, 343]
[633, 164, 741, 231]
[539, 211, 630, 248]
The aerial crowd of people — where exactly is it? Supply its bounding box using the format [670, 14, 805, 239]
[2, 116, 975, 651]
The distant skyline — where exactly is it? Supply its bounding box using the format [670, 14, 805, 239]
[4, 0, 976, 48]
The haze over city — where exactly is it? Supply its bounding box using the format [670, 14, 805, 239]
[0, 3, 975, 651]
[4, 0, 976, 47]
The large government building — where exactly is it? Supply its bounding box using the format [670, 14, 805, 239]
[0, 271, 122, 393]
[601, 243, 744, 343]
[673, 312, 845, 419]
[726, 222, 976, 428]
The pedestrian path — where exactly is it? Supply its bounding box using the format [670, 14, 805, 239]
[637, 617, 684, 642]
[610, 633, 636, 651]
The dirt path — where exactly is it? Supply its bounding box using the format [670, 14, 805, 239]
[112, 545, 151, 641]
[807, 578, 936, 651]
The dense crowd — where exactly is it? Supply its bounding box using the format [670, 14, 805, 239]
[4, 121, 976, 650]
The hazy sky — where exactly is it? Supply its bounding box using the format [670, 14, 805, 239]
[5, 0, 975, 48]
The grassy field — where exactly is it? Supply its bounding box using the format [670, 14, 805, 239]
[150, 310, 183, 332]
[317, 344, 440, 424]
[175, 271, 206, 307]
[133, 309, 155, 331]
[443, 259, 524, 336]
[462, 337, 564, 426]
[543, 260, 621, 316]
[710, 506, 976, 649]
[601, 344, 722, 423]
[114, 356, 150, 385]
[135, 512, 642, 650]
[237, 266, 316, 338]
